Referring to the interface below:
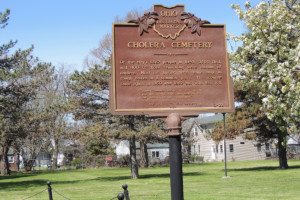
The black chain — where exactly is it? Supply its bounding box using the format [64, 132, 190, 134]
[52, 188, 72, 200]
[22, 188, 47, 200]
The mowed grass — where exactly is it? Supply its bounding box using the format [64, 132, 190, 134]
[1, 159, 300, 200]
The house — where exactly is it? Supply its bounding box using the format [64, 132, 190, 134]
[0, 149, 16, 169]
[115, 140, 169, 164]
[183, 114, 277, 162]
[287, 134, 300, 159]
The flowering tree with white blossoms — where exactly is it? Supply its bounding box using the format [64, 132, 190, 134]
[230, 0, 299, 169]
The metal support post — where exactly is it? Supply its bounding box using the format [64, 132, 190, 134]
[222, 113, 227, 177]
[47, 181, 53, 200]
[166, 113, 184, 200]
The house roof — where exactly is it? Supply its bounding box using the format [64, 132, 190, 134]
[182, 118, 194, 133]
[194, 114, 223, 126]
[288, 134, 300, 145]
[183, 114, 223, 134]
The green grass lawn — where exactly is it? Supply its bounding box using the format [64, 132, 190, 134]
[1, 159, 300, 200]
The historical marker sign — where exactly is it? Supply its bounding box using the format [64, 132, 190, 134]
[110, 5, 234, 117]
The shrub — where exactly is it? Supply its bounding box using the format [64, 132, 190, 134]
[190, 155, 204, 163]
[71, 158, 83, 169]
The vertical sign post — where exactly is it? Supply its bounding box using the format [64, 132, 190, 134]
[223, 113, 228, 177]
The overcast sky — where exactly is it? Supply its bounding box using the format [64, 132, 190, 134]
[1, 0, 261, 72]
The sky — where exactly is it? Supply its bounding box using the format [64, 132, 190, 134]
[1, 0, 261, 72]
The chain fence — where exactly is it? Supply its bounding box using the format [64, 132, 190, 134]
[22, 188, 48, 200]
[22, 181, 129, 200]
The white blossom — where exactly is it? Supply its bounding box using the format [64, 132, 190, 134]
[230, 0, 300, 132]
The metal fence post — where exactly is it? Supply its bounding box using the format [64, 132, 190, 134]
[47, 181, 53, 200]
[122, 184, 130, 200]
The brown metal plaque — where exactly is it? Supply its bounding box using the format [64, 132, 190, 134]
[110, 5, 234, 117]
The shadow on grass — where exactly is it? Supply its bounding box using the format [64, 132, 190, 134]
[228, 165, 300, 172]
[0, 173, 37, 181]
[0, 170, 205, 191]
[0, 179, 47, 191]
[94, 175, 132, 181]
[140, 172, 204, 179]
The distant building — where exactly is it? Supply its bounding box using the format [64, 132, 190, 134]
[0, 149, 18, 170]
[115, 140, 169, 164]
[287, 134, 300, 159]
[183, 114, 277, 162]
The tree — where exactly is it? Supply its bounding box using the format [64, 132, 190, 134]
[40, 66, 72, 169]
[74, 121, 114, 156]
[227, 0, 300, 169]
[84, 8, 148, 68]
[138, 121, 167, 168]
[0, 9, 53, 174]
[0, 46, 53, 174]
[68, 8, 158, 179]
[67, 64, 110, 121]
[0, 9, 9, 29]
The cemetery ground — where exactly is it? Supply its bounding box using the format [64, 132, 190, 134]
[1, 159, 300, 200]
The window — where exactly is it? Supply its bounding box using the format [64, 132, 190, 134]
[152, 151, 160, 158]
[240, 142, 245, 145]
[229, 144, 234, 152]
[8, 156, 14, 163]
[257, 144, 262, 152]
[216, 145, 219, 153]
[220, 145, 223, 153]
[198, 145, 200, 155]
[194, 128, 198, 136]
[265, 143, 270, 151]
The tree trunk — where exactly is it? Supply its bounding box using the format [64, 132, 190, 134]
[23, 158, 35, 172]
[14, 153, 20, 172]
[278, 133, 288, 169]
[139, 141, 149, 168]
[52, 136, 59, 169]
[187, 143, 191, 157]
[129, 136, 139, 179]
[0, 143, 11, 175]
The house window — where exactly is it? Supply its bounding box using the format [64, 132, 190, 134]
[257, 144, 262, 152]
[229, 144, 234, 152]
[216, 145, 219, 153]
[265, 143, 270, 151]
[194, 128, 198, 136]
[220, 145, 223, 153]
[240, 142, 245, 145]
[8, 156, 14, 163]
[198, 145, 200, 155]
[152, 151, 160, 158]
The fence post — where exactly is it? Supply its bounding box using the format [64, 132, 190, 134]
[47, 181, 53, 200]
[122, 184, 130, 200]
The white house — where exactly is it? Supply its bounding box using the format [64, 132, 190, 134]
[114, 140, 169, 163]
[183, 114, 277, 162]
